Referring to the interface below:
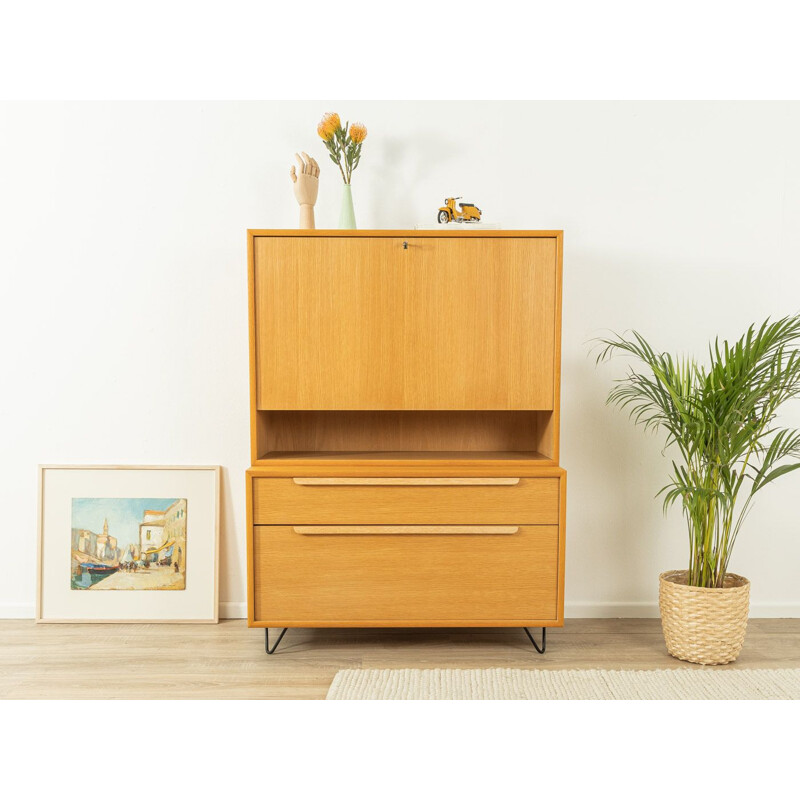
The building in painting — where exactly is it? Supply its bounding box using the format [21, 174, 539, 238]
[163, 498, 187, 571]
[71, 518, 122, 583]
[138, 501, 187, 570]
[139, 516, 166, 558]
[94, 518, 120, 561]
[71, 528, 95, 557]
[71, 529, 96, 576]
[71, 519, 122, 565]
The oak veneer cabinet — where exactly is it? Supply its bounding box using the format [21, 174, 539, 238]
[246, 230, 566, 654]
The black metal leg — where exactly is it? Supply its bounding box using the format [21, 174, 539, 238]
[265, 627, 288, 654]
[523, 626, 546, 654]
[265, 627, 544, 654]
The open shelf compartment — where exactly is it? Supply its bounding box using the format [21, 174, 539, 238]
[252, 410, 559, 466]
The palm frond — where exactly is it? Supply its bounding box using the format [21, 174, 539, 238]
[593, 313, 800, 587]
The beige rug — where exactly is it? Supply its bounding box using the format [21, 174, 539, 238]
[326, 668, 800, 700]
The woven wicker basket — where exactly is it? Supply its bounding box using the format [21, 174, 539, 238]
[659, 570, 750, 665]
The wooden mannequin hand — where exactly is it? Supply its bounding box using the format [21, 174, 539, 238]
[290, 152, 319, 229]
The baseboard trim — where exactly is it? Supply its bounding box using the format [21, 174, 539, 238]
[564, 601, 800, 619]
[4, 601, 800, 620]
[220, 601, 247, 619]
[565, 602, 660, 619]
[0, 602, 250, 620]
[0, 603, 35, 619]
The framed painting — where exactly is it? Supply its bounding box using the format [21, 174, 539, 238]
[37, 465, 220, 623]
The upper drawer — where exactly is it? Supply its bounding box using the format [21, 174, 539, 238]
[253, 236, 558, 410]
[251, 476, 560, 524]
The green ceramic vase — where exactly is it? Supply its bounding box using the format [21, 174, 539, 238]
[339, 184, 356, 229]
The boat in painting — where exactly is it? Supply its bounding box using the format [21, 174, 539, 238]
[83, 563, 120, 575]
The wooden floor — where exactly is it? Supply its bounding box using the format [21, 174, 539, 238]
[2, 619, 800, 699]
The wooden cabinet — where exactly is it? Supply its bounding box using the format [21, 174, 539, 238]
[247, 230, 566, 634]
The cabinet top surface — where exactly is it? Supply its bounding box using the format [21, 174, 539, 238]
[248, 229, 562, 238]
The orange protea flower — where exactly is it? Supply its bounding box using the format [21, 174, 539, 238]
[349, 122, 367, 144]
[317, 112, 341, 141]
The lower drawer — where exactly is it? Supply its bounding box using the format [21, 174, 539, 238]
[252, 524, 559, 624]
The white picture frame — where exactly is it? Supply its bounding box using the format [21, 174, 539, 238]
[37, 465, 220, 623]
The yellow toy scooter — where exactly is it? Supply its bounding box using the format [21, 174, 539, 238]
[437, 197, 482, 224]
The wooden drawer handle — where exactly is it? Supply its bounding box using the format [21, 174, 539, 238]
[292, 477, 520, 486]
[293, 525, 519, 535]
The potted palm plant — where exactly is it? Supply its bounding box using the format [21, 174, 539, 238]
[596, 315, 800, 664]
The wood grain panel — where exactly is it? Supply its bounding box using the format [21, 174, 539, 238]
[402, 237, 556, 409]
[258, 410, 541, 454]
[252, 477, 560, 524]
[255, 236, 404, 409]
[253, 525, 559, 623]
[247, 460, 564, 478]
[253, 235, 557, 410]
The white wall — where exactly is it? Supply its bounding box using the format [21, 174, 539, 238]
[2, 101, 799, 618]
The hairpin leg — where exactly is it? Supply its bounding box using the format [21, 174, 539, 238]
[265, 627, 288, 655]
[523, 626, 546, 654]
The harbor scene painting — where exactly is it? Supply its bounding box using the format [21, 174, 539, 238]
[71, 498, 187, 591]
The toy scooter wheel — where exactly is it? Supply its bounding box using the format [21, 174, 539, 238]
[437, 211, 450, 224]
